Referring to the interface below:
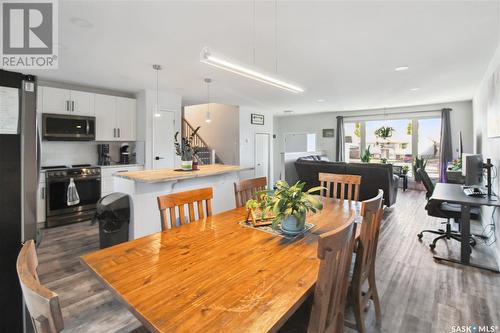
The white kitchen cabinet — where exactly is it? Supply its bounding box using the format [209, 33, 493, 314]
[42, 87, 71, 114]
[100, 165, 143, 197]
[116, 97, 136, 141]
[70, 90, 94, 116]
[95, 95, 136, 141]
[37, 177, 46, 224]
[95, 94, 116, 141]
[42, 86, 94, 116]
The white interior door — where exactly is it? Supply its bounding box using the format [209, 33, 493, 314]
[153, 110, 175, 169]
[254, 133, 270, 181]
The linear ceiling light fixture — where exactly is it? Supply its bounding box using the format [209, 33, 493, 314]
[200, 48, 304, 94]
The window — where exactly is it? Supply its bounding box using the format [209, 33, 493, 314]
[344, 116, 441, 178]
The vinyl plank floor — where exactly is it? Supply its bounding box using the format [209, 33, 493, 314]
[37, 190, 500, 333]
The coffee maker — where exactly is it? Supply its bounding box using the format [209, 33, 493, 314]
[120, 143, 130, 164]
[97, 144, 111, 166]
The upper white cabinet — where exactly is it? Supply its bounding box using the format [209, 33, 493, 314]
[95, 94, 136, 141]
[70, 90, 94, 116]
[42, 87, 70, 114]
[116, 97, 136, 141]
[42, 86, 94, 116]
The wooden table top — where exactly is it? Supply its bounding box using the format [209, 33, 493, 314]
[81, 198, 357, 333]
[114, 164, 252, 183]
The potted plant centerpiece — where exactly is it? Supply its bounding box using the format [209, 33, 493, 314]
[174, 126, 201, 171]
[269, 181, 324, 235]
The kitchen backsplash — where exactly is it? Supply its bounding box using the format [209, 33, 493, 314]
[41, 141, 144, 166]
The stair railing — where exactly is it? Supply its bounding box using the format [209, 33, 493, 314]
[182, 118, 223, 165]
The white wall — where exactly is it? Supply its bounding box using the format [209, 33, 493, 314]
[239, 107, 274, 184]
[184, 103, 240, 165]
[273, 101, 474, 182]
[136, 89, 182, 169]
[473, 44, 500, 265]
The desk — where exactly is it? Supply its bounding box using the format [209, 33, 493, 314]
[81, 198, 356, 333]
[430, 183, 500, 272]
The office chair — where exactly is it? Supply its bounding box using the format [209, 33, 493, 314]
[416, 168, 479, 250]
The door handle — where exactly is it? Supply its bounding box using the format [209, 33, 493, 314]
[71, 101, 75, 111]
[113, 128, 116, 138]
[118, 128, 120, 138]
[66, 100, 70, 111]
[155, 156, 164, 160]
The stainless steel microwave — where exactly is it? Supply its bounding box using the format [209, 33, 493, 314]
[42, 113, 96, 141]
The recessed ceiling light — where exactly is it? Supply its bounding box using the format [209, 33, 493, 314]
[283, 110, 294, 114]
[410, 88, 419, 91]
[69, 17, 93, 28]
[317, 99, 325, 103]
[394, 66, 409, 71]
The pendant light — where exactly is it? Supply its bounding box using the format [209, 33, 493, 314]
[205, 78, 212, 123]
[153, 64, 162, 117]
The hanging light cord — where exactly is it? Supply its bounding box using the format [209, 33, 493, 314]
[156, 69, 159, 111]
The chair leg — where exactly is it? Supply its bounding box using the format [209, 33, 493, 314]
[352, 287, 366, 333]
[430, 234, 448, 250]
[368, 270, 382, 324]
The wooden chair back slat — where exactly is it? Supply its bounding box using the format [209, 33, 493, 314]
[307, 217, 357, 333]
[319, 173, 361, 202]
[197, 200, 204, 219]
[233, 177, 268, 208]
[357, 189, 384, 279]
[17, 240, 64, 333]
[157, 188, 213, 230]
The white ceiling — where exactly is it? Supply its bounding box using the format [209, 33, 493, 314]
[26, 0, 499, 115]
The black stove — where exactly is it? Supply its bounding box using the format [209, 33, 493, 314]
[44, 164, 101, 227]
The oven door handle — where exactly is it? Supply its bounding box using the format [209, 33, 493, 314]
[86, 120, 90, 135]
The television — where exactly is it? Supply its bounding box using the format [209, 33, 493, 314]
[462, 153, 483, 186]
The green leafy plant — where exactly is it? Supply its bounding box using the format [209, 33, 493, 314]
[174, 127, 201, 161]
[354, 122, 362, 138]
[406, 122, 413, 135]
[413, 156, 428, 182]
[450, 158, 462, 171]
[402, 165, 410, 175]
[250, 181, 324, 229]
[374, 126, 395, 140]
[360, 145, 373, 163]
[245, 191, 274, 220]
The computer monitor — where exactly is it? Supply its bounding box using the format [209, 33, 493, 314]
[462, 153, 483, 186]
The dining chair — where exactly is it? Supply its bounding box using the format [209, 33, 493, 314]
[307, 217, 358, 333]
[319, 173, 361, 201]
[17, 240, 151, 333]
[347, 189, 384, 333]
[233, 176, 268, 208]
[157, 187, 213, 230]
[17, 240, 64, 333]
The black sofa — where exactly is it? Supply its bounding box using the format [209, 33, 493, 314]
[294, 156, 399, 207]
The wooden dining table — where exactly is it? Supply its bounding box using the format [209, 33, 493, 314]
[81, 197, 357, 333]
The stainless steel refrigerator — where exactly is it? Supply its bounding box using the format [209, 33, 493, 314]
[0, 69, 39, 333]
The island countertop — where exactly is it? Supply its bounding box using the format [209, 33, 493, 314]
[114, 164, 251, 184]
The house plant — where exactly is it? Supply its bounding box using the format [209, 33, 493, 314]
[402, 165, 410, 175]
[412, 156, 427, 182]
[375, 126, 395, 140]
[360, 145, 373, 163]
[269, 181, 324, 234]
[174, 126, 201, 170]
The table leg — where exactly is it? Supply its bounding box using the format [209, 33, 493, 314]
[403, 176, 408, 191]
[459, 204, 471, 264]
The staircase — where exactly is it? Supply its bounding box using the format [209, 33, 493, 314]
[182, 118, 223, 165]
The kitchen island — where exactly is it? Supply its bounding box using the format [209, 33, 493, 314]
[113, 164, 251, 239]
